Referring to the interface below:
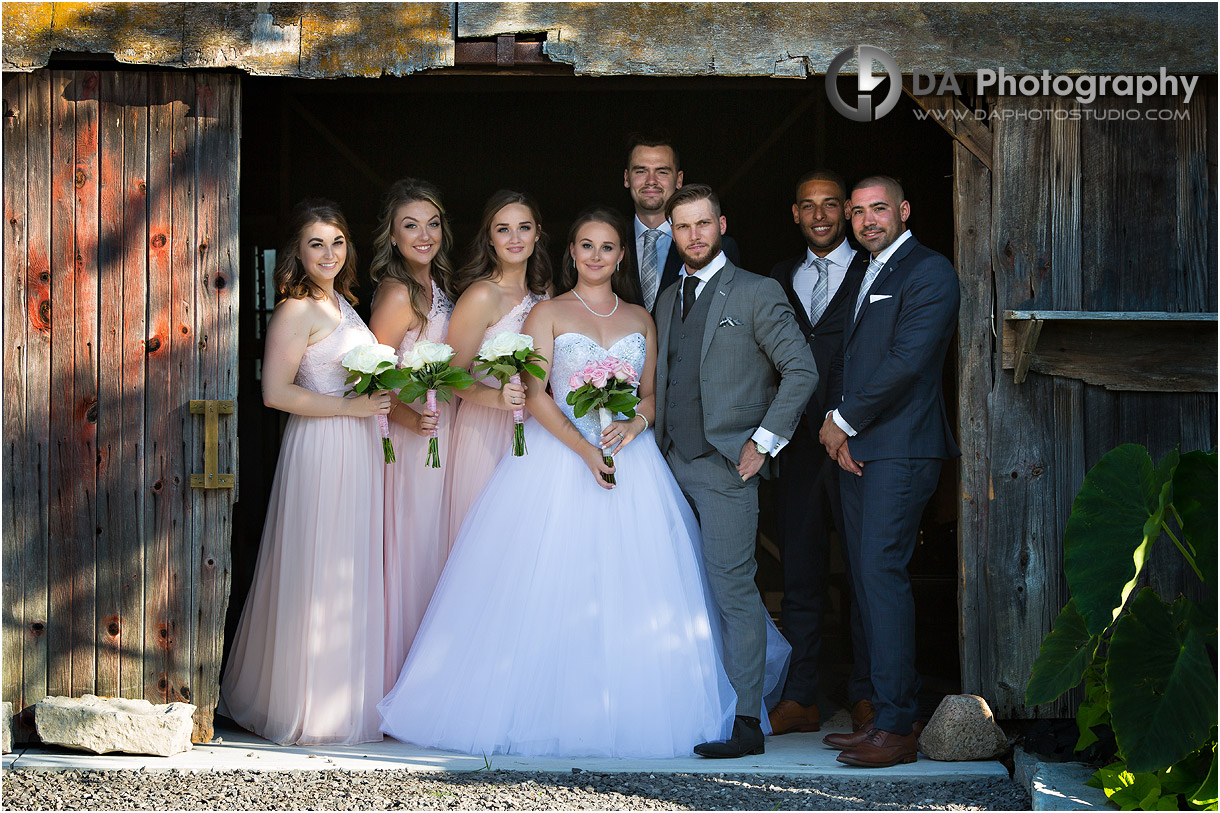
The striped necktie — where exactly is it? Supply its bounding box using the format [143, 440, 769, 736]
[640, 229, 662, 310]
[854, 256, 884, 321]
[808, 256, 830, 325]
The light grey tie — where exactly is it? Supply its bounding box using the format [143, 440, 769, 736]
[640, 229, 662, 311]
[807, 257, 830, 325]
[854, 256, 884, 321]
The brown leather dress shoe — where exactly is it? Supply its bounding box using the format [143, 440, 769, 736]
[822, 726, 874, 749]
[835, 727, 918, 768]
[850, 699, 875, 732]
[768, 700, 821, 735]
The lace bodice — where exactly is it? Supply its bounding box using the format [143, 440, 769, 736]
[398, 279, 455, 357]
[550, 332, 647, 446]
[293, 296, 379, 397]
[472, 291, 548, 385]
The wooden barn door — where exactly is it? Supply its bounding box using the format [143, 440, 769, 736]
[2, 69, 239, 742]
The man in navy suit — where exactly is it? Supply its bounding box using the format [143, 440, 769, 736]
[623, 134, 739, 313]
[819, 175, 960, 768]
[767, 170, 872, 737]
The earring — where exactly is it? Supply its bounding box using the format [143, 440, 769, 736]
[391, 241, 397, 247]
[616, 261, 621, 271]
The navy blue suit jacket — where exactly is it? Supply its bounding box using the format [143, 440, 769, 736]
[770, 249, 868, 433]
[827, 235, 960, 462]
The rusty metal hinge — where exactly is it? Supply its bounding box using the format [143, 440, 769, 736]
[190, 400, 235, 489]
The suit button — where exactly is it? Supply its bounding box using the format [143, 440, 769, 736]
[670, 402, 676, 408]
[680, 333, 686, 339]
[845, 353, 851, 360]
[676, 356, 682, 362]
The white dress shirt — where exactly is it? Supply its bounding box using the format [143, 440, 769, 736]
[830, 229, 915, 437]
[792, 239, 855, 320]
[678, 251, 788, 459]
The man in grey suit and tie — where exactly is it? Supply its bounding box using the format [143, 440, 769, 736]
[653, 184, 817, 758]
[819, 176, 960, 768]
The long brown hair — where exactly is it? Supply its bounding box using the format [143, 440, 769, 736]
[558, 205, 641, 303]
[454, 189, 552, 297]
[369, 178, 455, 333]
[273, 199, 360, 304]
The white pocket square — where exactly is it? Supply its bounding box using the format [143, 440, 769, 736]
[869, 294, 893, 303]
[719, 317, 743, 327]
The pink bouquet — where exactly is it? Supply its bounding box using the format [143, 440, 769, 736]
[565, 356, 641, 485]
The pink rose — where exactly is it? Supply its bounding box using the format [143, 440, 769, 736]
[569, 373, 584, 390]
[611, 358, 637, 383]
[590, 368, 609, 388]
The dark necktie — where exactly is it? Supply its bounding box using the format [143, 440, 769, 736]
[681, 275, 699, 322]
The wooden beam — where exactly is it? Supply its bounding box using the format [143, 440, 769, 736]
[902, 77, 992, 171]
[1009, 318, 1044, 384]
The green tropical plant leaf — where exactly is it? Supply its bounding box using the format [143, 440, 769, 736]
[1108, 590, 1218, 773]
[1187, 745, 1217, 810]
[1076, 662, 1111, 750]
[1064, 444, 1173, 636]
[1174, 450, 1217, 584]
[1026, 599, 1098, 705]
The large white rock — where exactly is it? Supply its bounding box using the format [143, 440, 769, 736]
[918, 694, 1009, 761]
[35, 695, 195, 757]
[2, 701, 12, 754]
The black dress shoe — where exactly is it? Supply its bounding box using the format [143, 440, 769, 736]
[694, 715, 764, 758]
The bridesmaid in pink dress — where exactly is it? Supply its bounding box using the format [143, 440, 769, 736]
[221, 200, 392, 745]
[367, 179, 459, 692]
[444, 190, 551, 547]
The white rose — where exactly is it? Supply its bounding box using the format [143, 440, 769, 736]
[400, 347, 421, 370]
[479, 331, 533, 359]
[342, 343, 398, 374]
[414, 341, 455, 365]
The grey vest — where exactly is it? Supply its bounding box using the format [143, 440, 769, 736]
[662, 283, 716, 459]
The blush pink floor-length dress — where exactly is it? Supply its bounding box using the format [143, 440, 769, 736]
[443, 291, 546, 549]
[383, 279, 457, 692]
[221, 296, 386, 746]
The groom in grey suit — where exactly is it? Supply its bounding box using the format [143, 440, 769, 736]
[653, 184, 817, 758]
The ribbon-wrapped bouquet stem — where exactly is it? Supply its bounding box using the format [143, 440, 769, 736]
[398, 341, 474, 468]
[341, 343, 412, 464]
[472, 332, 547, 456]
[565, 356, 641, 486]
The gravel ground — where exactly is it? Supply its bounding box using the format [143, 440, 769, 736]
[3, 768, 1030, 810]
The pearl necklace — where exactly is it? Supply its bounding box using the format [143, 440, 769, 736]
[572, 290, 619, 318]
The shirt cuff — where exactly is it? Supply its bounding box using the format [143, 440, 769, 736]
[751, 427, 788, 457]
[830, 409, 857, 437]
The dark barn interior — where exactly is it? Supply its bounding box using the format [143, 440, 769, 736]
[228, 71, 962, 711]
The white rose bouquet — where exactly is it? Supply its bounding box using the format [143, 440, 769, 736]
[341, 343, 410, 463]
[472, 331, 547, 456]
[398, 341, 474, 468]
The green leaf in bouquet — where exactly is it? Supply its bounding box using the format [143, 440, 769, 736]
[444, 368, 475, 390]
[522, 362, 546, 381]
[399, 381, 428, 404]
[378, 369, 410, 390]
[432, 385, 454, 403]
[344, 370, 361, 385]
[354, 375, 371, 394]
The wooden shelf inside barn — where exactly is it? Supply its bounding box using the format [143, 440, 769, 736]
[1002, 311, 1218, 392]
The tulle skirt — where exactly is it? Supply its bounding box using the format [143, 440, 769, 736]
[383, 401, 456, 693]
[379, 418, 787, 758]
[221, 413, 385, 746]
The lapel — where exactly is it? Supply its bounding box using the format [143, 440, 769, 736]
[846, 235, 918, 343]
[782, 257, 814, 335]
[816, 249, 865, 331]
[654, 280, 678, 378]
[700, 261, 735, 364]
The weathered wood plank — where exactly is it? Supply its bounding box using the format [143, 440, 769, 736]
[20, 68, 53, 740]
[70, 69, 101, 699]
[188, 71, 233, 741]
[986, 95, 1070, 718]
[952, 141, 992, 700]
[3, 73, 29, 718]
[902, 77, 992, 171]
[119, 70, 149, 701]
[95, 69, 124, 699]
[47, 69, 77, 701]
[165, 70, 196, 706]
[143, 70, 173, 704]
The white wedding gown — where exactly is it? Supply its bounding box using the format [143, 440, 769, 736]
[378, 331, 789, 758]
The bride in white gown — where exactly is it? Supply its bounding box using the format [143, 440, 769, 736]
[377, 207, 788, 758]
